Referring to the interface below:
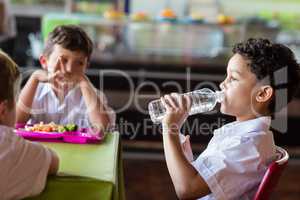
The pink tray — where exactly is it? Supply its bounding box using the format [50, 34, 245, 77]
[15, 124, 104, 144]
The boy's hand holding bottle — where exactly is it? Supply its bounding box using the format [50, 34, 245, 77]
[160, 93, 192, 133]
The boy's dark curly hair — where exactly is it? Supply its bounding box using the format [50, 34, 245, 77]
[43, 25, 93, 60]
[233, 38, 300, 113]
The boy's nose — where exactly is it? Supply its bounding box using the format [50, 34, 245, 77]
[66, 65, 72, 72]
[59, 63, 71, 73]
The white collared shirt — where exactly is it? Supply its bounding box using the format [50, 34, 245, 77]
[192, 116, 276, 200]
[28, 83, 116, 128]
[0, 125, 52, 200]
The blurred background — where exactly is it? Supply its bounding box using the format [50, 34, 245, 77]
[2, 0, 300, 199]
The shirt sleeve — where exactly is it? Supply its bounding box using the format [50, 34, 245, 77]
[192, 136, 267, 200]
[2, 131, 52, 200]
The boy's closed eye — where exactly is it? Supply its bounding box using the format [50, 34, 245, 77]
[229, 76, 238, 82]
[224, 73, 238, 82]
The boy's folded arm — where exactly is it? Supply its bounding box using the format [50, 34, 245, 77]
[16, 72, 40, 123]
[16, 106, 31, 124]
[163, 131, 210, 199]
[79, 76, 113, 130]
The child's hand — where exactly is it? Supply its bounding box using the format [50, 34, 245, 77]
[32, 69, 63, 83]
[161, 93, 192, 132]
[58, 56, 85, 84]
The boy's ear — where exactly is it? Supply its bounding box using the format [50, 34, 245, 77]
[39, 55, 48, 70]
[256, 85, 273, 103]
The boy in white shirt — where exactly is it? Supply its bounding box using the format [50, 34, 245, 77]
[160, 38, 300, 199]
[16, 25, 115, 130]
[0, 51, 59, 200]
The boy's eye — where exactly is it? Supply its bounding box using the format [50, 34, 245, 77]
[229, 77, 237, 82]
[61, 58, 67, 63]
[75, 60, 84, 66]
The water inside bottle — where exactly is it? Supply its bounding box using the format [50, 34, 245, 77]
[148, 89, 224, 124]
[189, 91, 216, 115]
[148, 100, 166, 123]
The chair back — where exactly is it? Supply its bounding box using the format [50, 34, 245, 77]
[253, 146, 289, 200]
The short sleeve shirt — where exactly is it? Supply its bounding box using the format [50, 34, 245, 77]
[192, 117, 276, 200]
[0, 125, 52, 200]
[28, 83, 116, 128]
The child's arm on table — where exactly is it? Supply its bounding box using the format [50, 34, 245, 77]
[161, 93, 210, 199]
[79, 76, 111, 130]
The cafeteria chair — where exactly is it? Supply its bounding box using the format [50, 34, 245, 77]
[253, 146, 289, 200]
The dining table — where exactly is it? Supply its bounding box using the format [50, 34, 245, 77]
[24, 131, 125, 200]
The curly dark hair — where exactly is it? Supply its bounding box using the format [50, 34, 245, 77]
[43, 25, 93, 60]
[233, 38, 300, 113]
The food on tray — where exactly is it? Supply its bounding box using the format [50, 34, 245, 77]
[16, 122, 103, 144]
[65, 123, 78, 131]
[25, 122, 78, 133]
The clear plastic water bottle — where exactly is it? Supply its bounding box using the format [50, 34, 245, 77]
[148, 88, 224, 124]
